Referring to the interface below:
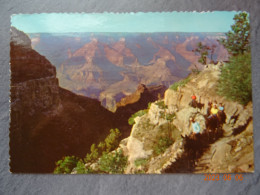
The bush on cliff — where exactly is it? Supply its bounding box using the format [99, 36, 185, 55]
[54, 128, 124, 174]
[84, 128, 121, 163]
[74, 160, 94, 174]
[98, 149, 128, 174]
[169, 76, 191, 91]
[153, 136, 174, 155]
[128, 109, 148, 125]
[54, 156, 80, 174]
[217, 53, 252, 105]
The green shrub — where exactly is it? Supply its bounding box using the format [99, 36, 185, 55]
[155, 101, 168, 109]
[128, 109, 148, 125]
[169, 77, 191, 91]
[54, 156, 79, 174]
[147, 102, 152, 109]
[84, 128, 121, 163]
[153, 137, 174, 155]
[165, 113, 175, 122]
[159, 111, 165, 119]
[134, 158, 148, 167]
[217, 53, 252, 105]
[104, 128, 121, 152]
[74, 160, 94, 174]
[55, 128, 123, 174]
[98, 149, 128, 174]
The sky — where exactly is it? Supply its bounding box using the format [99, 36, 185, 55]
[11, 11, 240, 33]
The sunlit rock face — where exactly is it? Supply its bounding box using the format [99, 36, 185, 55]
[119, 65, 253, 174]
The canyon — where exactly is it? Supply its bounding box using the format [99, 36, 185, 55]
[29, 32, 229, 111]
[10, 28, 249, 174]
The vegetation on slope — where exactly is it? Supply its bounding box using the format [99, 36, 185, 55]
[169, 76, 191, 91]
[218, 53, 252, 105]
[217, 12, 252, 105]
[54, 128, 128, 174]
[128, 109, 148, 125]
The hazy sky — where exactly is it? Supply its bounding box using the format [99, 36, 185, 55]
[11, 12, 240, 33]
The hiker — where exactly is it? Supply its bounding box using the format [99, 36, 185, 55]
[206, 103, 219, 136]
[208, 104, 218, 119]
[206, 101, 212, 117]
[189, 95, 198, 108]
[218, 103, 224, 112]
[190, 117, 201, 140]
[217, 103, 226, 127]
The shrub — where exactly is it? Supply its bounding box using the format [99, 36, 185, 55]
[153, 137, 174, 155]
[169, 77, 191, 91]
[147, 102, 152, 109]
[165, 113, 176, 122]
[155, 101, 168, 109]
[54, 156, 79, 174]
[55, 128, 124, 174]
[98, 149, 128, 174]
[84, 143, 99, 163]
[159, 111, 165, 119]
[84, 128, 121, 162]
[134, 158, 148, 167]
[74, 160, 94, 174]
[128, 109, 148, 125]
[217, 53, 252, 105]
[104, 128, 121, 152]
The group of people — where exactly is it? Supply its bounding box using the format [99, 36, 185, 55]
[189, 95, 226, 139]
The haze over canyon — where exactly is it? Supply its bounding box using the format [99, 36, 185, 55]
[29, 32, 229, 111]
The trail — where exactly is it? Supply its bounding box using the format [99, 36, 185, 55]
[164, 114, 253, 173]
[164, 123, 224, 173]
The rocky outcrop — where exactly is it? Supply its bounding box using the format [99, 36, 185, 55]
[116, 84, 166, 108]
[120, 101, 184, 173]
[119, 63, 254, 174]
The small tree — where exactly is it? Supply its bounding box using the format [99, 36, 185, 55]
[54, 128, 124, 174]
[75, 160, 94, 174]
[193, 42, 210, 65]
[54, 156, 79, 174]
[84, 143, 99, 163]
[104, 128, 121, 152]
[98, 149, 128, 174]
[217, 53, 252, 105]
[219, 12, 250, 56]
[84, 128, 122, 163]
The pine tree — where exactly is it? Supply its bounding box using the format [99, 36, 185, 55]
[219, 12, 250, 56]
[193, 42, 210, 65]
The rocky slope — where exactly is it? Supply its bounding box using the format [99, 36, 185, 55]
[118, 63, 254, 174]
